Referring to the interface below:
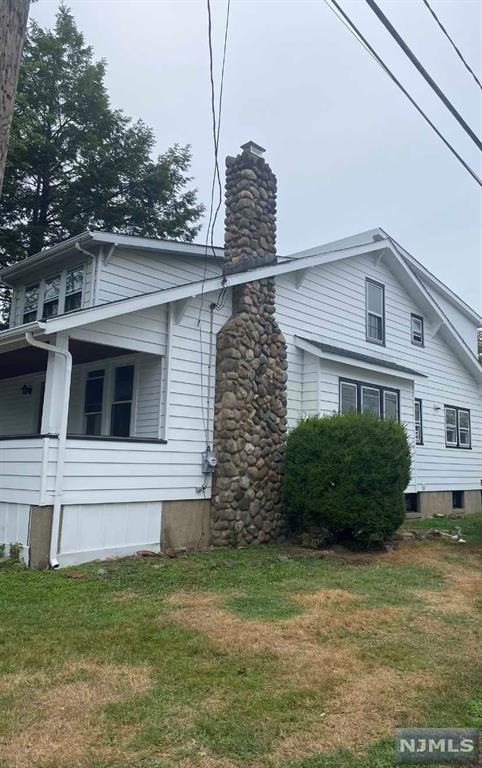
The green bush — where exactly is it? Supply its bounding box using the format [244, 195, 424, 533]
[284, 412, 411, 547]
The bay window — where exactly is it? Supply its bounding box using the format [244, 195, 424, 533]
[339, 378, 399, 421]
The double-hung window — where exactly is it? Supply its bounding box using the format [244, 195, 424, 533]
[415, 399, 423, 445]
[65, 268, 84, 312]
[411, 314, 424, 346]
[84, 369, 105, 435]
[23, 283, 39, 324]
[366, 279, 385, 344]
[110, 365, 135, 437]
[445, 406, 471, 449]
[42, 274, 61, 319]
[339, 378, 399, 421]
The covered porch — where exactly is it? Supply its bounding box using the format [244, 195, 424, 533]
[0, 331, 166, 566]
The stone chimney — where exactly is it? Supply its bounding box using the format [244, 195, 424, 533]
[211, 142, 288, 546]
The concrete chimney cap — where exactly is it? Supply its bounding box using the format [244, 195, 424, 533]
[241, 141, 266, 157]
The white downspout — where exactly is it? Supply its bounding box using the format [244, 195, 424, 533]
[26, 331, 72, 568]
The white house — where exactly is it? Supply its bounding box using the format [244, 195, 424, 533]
[0, 144, 481, 567]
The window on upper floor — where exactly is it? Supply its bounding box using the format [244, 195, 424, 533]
[444, 405, 471, 449]
[23, 283, 40, 324]
[411, 314, 424, 346]
[42, 274, 61, 319]
[20, 266, 84, 325]
[415, 398, 423, 445]
[366, 279, 385, 344]
[339, 378, 399, 421]
[65, 268, 84, 312]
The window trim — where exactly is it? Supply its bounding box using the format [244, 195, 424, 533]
[365, 278, 385, 346]
[339, 377, 400, 421]
[20, 264, 85, 325]
[414, 398, 423, 445]
[444, 405, 471, 449]
[23, 282, 40, 324]
[79, 357, 139, 438]
[109, 363, 136, 438]
[411, 313, 424, 347]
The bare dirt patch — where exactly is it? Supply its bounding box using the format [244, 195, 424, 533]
[0, 661, 152, 768]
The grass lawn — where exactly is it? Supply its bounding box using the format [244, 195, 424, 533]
[1, 513, 482, 768]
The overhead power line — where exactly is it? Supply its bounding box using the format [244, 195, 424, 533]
[321, 0, 482, 187]
[421, 0, 482, 92]
[364, 0, 482, 152]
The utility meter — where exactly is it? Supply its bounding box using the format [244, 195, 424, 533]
[202, 447, 218, 473]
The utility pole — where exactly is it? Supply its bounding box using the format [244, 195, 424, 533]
[0, 0, 30, 197]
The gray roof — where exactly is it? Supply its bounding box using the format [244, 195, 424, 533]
[298, 337, 427, 377]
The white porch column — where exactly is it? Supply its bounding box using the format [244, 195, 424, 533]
[41, 333, 71, 434]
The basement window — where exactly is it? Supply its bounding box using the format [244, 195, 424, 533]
[405, 493, 419, 514]
[452, 490, 464, 510]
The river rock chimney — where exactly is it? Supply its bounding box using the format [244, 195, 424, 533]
[211, 142, 288, 546]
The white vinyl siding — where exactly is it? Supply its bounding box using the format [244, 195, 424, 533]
[275, 251, 481, 492]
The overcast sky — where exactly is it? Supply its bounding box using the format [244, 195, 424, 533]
[31, 0, 482, 313]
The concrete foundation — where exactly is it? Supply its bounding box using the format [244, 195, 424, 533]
[29, 505, 53, 570]
[161, 500, 210, 551]
[417, 490, 481, 518]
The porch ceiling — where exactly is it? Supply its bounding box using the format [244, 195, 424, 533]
[0, 339, 132, 380]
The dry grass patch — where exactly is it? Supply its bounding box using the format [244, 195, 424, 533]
[0, 661, 152, 768]
[385, 542, 482, 614]
[167, 588, 439, 759]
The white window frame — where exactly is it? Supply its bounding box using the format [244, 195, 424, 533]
[75, 356, 139, 438]
[383, 390, 399, 421]
[339, 380, 358, 414]
[414, 398, 423, 445]
[20, 264, 85, 325]
[23, 282, 40, 324]
[411, 314, 424, 346]
[361, 385, 381, 417]
[444, 405, 471, 449]
[366, 278, 385, 345]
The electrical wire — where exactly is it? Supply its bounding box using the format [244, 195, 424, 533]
[421, 0, 482, 92]
[321, 0, 482, 187]
[198, 0, 231, 460]
[364, 0, 482, 151]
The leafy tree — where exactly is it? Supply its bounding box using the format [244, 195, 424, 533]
[0, 4, 203, 273]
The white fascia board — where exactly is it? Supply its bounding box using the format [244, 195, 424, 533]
[389, 239, 482, 327]
[0, 321, 47, 348]
[43, 239, 390, 334]
[294, 337, 423, 382]
[90, 232, 224, 259]
[385, 247, 482, 383]
[0, 232, 94, 282]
